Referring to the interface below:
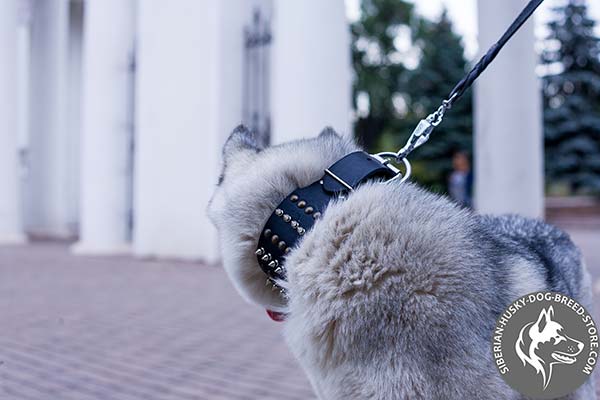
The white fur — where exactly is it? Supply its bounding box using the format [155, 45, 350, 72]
[208, 129, 359, 310]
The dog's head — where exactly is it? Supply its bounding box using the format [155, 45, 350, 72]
[516, 306, 583, 388]
[207, 126, 359, 310]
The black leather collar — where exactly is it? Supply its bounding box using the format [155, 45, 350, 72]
[255, 151, 398, 287]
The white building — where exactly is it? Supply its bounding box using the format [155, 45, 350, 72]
[0, 0, 351, 262]
[0, 0, 542, 262]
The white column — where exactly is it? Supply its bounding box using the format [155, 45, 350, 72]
[134, 0, 221, 261]
[270, 0, 351, 142]
[27, 0, 72, 237]
[475, 0, 544, 218]
[73, 0, 135, 254]
[0, 0, 25, 243]
[65, 1, 85, 237]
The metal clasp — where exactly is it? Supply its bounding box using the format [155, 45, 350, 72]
[394, 94, 456, 162]
[373, 94, 457, 184]
[371, 153, 412, 183]
[396, 119, 434, 161]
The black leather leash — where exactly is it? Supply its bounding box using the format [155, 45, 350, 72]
[446, 0, 545, 109]
[256, 0, 545, 293]
[383, 0, 546, 163]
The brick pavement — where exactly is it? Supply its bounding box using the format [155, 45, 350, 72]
[0, 244, 315, 400]
[0, 225, 598, 400]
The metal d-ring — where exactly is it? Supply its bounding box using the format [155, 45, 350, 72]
[372, 152, 412, 183]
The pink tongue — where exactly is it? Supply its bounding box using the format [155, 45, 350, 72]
[266, 309, 287, 322]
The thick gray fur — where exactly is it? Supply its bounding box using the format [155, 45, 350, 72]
[207, 128, 595, 400]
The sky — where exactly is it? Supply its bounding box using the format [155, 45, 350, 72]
[346, 0, 600, 59]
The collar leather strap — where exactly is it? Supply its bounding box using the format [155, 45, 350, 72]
[255, 151, 398, 285]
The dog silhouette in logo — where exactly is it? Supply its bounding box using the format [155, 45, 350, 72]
[515, 306, 584, 389]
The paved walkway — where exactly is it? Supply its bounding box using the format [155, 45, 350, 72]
[0, 226, 599, 400]
[0, 244, 315, 400]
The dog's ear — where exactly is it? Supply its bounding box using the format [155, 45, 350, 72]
[318, 126, 340, 139]
[223, 125, 261, 161]
[535, 308, 550, 333]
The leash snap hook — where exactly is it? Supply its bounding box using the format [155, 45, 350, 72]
[395, 119, 434, 161]
[394, 92, 457, 162]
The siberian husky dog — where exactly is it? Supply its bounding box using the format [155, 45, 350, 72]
[207, 126, 595, 400]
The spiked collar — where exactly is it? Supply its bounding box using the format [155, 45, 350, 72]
[255, 151, 399, 289]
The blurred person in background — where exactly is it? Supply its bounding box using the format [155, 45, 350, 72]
[448, 150, 473, 208]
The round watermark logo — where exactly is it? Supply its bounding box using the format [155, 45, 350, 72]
[492, 292, 598, 399]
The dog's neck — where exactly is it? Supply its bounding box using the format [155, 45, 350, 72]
[255, 151, 399, 291]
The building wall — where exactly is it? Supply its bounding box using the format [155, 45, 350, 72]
[134, 0, 351, 261]
[217, 0, 273, 147]
[12, 0, 352, 260]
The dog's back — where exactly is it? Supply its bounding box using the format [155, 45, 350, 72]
[282, 183, 510, 399]
[282, 183, 593, 399]
[478, 214, 591, 304]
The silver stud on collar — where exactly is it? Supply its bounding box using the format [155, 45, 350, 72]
[275, 209, 284, 216]
[290, 221, 299, 229]
[264, 229, 272, 238]
[271, 234, 279, 244]
[283, 214, 291, 223]
[304, 207, 314, 214]
[297, 200, 306, 208]
[255, 248, 265, 256]
[313, 212, 321, 219]
[278, 241, 287, 250]
[290, 195, 299, 202]
[261, 254, 271, 262]
[297, 227, 305, 235]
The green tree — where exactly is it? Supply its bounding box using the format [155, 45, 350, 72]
[401, 11, 473, 192]
[352, 5, 473, 192]
[351, 0, 415, 150]
[542, 0, 600, 194]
